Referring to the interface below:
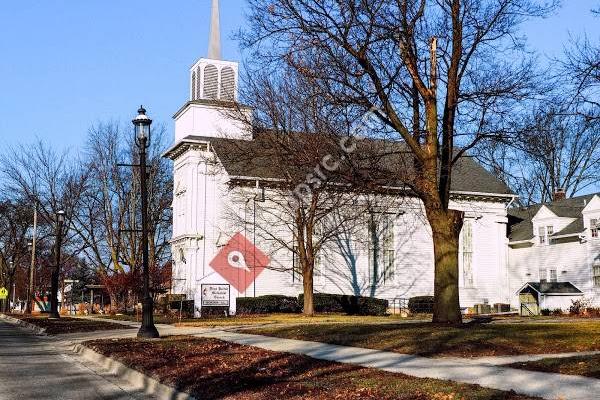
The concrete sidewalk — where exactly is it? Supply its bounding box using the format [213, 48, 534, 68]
[193, 330, 600, 400]
[0, 319, 160, 400]
[73, 316, 600, 399]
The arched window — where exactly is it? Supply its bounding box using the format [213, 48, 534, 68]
[191, 71, 197, 100]
[220, 66, 236, 101]
[203, 64, 218, 99]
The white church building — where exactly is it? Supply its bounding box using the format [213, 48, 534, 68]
[164, 0, 600, 315]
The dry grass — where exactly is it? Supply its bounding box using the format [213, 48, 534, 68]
[508, 354, 600, 378]
[6, 314, 134, 334]
[249, 321, 600, 358]
[97, 312, 428, 327]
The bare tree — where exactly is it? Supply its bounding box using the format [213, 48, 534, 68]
[0, 200, 31, 312]
[563, 25, 600, 122]
[241, 0, 555, 322]
[476, 102, 600, 205]
[71, 122, 172, 310]
[0, 141, 87, 311]
[221, 68, 375, 315]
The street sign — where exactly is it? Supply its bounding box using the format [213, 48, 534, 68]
[201, 284, 230, 307]
[0, 287, 8, 300]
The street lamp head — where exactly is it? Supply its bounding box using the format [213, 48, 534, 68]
[132, 105, 152, 146]
[57, 210, 65, 224]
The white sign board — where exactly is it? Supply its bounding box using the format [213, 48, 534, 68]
[201, 284, 230, 307]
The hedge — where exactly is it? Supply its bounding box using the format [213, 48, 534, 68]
[298, 293, 388, 316]
[236, 295, 301, 314]
[407, 296, 434, 314]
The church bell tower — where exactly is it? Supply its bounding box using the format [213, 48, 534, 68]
[166, 0, 251, 313]
[173, 0, 251, 142]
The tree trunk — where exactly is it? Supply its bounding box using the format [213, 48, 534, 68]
[427, 208, 463, 324]
[302, 265, 314, 316]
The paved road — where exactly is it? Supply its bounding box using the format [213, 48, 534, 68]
[0, 319, 155, 400]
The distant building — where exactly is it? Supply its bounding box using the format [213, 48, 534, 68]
[508, 192, 600, 312]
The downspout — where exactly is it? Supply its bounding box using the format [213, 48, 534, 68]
[504, 195, 517, 304]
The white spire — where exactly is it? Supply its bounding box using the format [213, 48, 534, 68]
[207, 0, 221, 60]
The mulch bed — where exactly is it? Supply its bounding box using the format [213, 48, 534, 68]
[7, 314, 133, 334]
[85, 336, 539, 400]
[508, 354, 600, 379]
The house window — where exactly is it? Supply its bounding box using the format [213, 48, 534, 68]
[591, 219, 599, 238]
[549, 269, 557, 282]
[538, 226, 553, 245]
[368, 213, 395, 285]
[593, 263, 600, 288]
[462, 220, 474, 287]
[539, 268, 547, 283]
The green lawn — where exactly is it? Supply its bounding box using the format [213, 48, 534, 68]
[85, 336, 539, 400]
[508, 354, 600, 378]
[249, 321, 600, 357]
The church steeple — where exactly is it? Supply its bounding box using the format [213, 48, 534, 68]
[188, 0, 237, 102]
[207, 0, 221, 60]
[174, 0, 250, 142]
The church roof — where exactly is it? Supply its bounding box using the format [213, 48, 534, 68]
[174, 132, 514, 198]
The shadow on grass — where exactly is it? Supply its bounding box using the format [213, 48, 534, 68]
[251, 321, 600, 358]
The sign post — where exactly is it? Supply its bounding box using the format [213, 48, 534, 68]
[201, 284, 231, 316]
[0, 287, 8, 312]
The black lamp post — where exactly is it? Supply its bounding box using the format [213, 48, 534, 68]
[133, 106, 159, 338]
[49, 210, 65, 319]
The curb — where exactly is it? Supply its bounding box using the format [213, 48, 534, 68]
[0, 313, 47, 335]
[70, 343, 196, 400]
[1, 313, 195, 400]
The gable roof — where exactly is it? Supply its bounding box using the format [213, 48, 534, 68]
[170, 133, 514, 198]
[518, 281, 583, 295]
[508, 193, 600, 242]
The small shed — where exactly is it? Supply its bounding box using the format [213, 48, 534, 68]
[517, 282, 583, 316]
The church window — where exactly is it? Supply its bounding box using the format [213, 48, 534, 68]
[591, 219, 599, 238]
[462, 220, 474, 287]
[368, 213, 395, 285]
[593, 262, 600, 287]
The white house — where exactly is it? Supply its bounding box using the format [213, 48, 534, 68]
[163, 0, 518, 315]
[508, 192, 600, 312]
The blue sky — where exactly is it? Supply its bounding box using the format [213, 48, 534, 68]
[0, 1, 599, 153]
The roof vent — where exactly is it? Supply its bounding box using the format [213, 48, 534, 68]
[203, 64, 219, 99]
